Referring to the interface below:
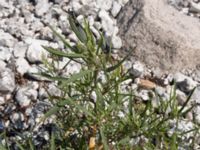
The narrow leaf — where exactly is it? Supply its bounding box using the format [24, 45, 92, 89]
[43, 46, 86, 59]
[68, 13, 87, 43]
[100, 127, 109, 150]
[178, 87, 196, 114]
[50, 132, 56, 150]
[106, 54, 129, 72]
[61, 70, 92, 85]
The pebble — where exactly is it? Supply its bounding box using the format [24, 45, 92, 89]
[0, 46, 12, 61]
[0, 60, 6, 70]
[15, 87, 38, 107]
[26, 39, 49, 63]
[191, 86, 200, 103]
[35, 0, 51, 17]
[174, 72, 197, 93]
[111, 35, 122, 49]
[111, 1, 122, 17]
[0, 29, 16, 47]
[99, 10, 115, 36]
[13, 42, 28, 58]
[0, 68, 15, 93]
[96, 0, 113, 11]
[0, 97, 5, 105]
[16, 58, 31, 75]
[130, 61, 144, 78]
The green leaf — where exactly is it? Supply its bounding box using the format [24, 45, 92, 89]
[106, 54, 129, 72]
[43, 46, 86, 59]
[0, 145, 7, 150]
[61, 70, 92, 85]
[50, 132, 56, 150]
[36, 72, 69, 82]
[68, 14, 87, 43]
[16, 141, 25, 150]
[100, 127, 109, 150]
[178, 87, 196, 114]
[29, 139, 35, 150]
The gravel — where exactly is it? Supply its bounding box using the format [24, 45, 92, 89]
[0, 0, 200, 148]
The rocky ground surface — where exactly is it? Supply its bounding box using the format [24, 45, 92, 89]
[169, 0, 200, 17]
[0, 0, 200, 149]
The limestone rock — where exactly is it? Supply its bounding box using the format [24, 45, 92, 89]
[0, 68, 15, 93]
[25, 39, 49, 63]
[118, 0, 200, 72]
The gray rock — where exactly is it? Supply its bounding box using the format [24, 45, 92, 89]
[129, 61, 144, 78]
[174, 72, 197, 92]
[13, 42, 28, 58]
[21, 8, 35, 23]
[176, 89, 187, 106]
[71, 1, 83, 13]
[35, 0, 51, 17]
[111, 1, 122, 17]
[111, 35, 122, 49]
[0, 68, 15, 93]
[99, 10, 116, 36]
[191, 86, 200, 103]
[0, 30, 16, 47]
[189, 1, 200, 13]
[47, 83, 62, 97]
[96, 0, 113, 11]
[0, 96, 5, 105]
[10, 112, 24, 130]
[138, 90, 150, 101]
[16, 58, 31, 75]
[25, 39, 49, 63]
[0, 60, 6, 70]
[0, 47, 12, 61]
[15, 87, 38, 107]
[80, 0, 93, 5]
[118, 0, 200, 72]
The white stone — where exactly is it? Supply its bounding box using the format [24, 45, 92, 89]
[0, 97, 5, 105]
[72, 1, 82, 12]
[191, 86, 200, 103]
[111, 1, 122, 17]
[138, 90, 149, 101]
[81, 0, 93, 5]
[13, 42, 28, 58]
[15, 87, 38, 107]
[16, 58, 30, 75]
[0, 47, 12, 61]
[0, 68, 15, 93]
[130, 61, 144, 78]
[48, 84, 62, 97]
[0, 29, 16, 47]
[118, 0, 129, 6]
[111, 35, 122, 49]
[90, 91, 97, 102]
[25, 108, 32, 116]
[99, 10, 115, 36]
[35, 0, 50, 16]
[25, 39, 49, 63]
[189, 1, 200, 13]
[96, 0, 112, 11]
[174, 72, 197, 92]
[0, 60, 6, 70]
[176, 89, 187, 106]
[66, 62, 82, 75]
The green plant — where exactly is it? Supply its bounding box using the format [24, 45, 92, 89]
[3, 13, 199, 150]
[36, 13, 199, 149]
